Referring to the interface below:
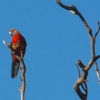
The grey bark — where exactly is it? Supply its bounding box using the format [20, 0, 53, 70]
[56, 0, 100, 100]
[3, 40, 26, 100]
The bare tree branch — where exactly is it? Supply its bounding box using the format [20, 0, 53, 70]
[77, 60, 85, 71]
[56, 0, 92, 36]
[56, 0, 100, 100]
[95, 62, 100, 84]
[94, 21, 100, 38]
[76, 64, 81, 78]
[75, 64, 88, 100]
[3, 40, 26, 100]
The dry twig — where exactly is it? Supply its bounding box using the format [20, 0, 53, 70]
[56, 0, 100, 100]
[3, 40, 26, 100]
[95, 62, 100, 84]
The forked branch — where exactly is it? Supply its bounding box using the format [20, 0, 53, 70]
[56, 0, 100, 100]
[3, 40, 26, 100]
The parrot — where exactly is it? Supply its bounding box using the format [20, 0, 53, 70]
[9, 29, 27, 78]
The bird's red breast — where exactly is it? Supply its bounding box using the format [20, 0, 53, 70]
[10, 30, 26, 62]
[11, 33, 24, 49]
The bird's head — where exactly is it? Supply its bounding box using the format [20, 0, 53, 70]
[9, 29, 19, 36]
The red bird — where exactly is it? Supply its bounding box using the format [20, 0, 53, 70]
[9, 29, 27, 78]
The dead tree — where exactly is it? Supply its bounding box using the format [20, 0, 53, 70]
[3, 40, 26, 100]
[56, 0, 100, 100]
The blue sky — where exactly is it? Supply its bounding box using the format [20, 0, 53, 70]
[0, 0, 100, 100]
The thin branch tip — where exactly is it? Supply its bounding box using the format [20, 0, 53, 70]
[3, 40, 6, 45]
[98, 21, 100, 26]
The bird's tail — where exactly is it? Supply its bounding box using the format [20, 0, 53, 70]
[11, 61, 20, 78]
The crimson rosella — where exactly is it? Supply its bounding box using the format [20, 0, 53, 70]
[9, 29, 27, 78]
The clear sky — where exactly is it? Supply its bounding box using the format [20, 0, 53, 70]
[0, 0, 100, 100]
